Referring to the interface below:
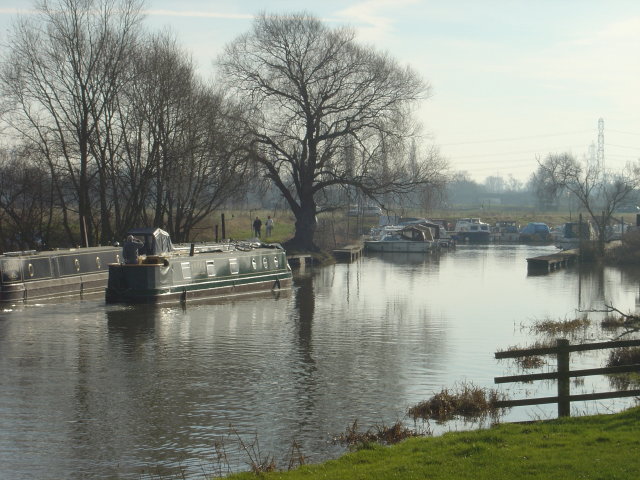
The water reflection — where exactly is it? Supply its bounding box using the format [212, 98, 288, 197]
[107, 305, 156, 339]
[1, 245, 639, 479]
[366, 250, 444, 266]
[292, 271, 317, 382]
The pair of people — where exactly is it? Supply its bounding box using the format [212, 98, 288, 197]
[253, 215, 274, 238]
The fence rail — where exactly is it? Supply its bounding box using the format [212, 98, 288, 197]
[494, 338, 640, 417]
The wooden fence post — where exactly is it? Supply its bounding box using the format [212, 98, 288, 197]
[495, 339, 640, 417]
[557, 338, 571, 417]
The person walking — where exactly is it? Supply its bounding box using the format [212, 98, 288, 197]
[265, 215, 274, 237]
[253, 216, 262, 238]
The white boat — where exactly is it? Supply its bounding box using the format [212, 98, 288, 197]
[364, 223, 436, 252]
[397, 218, 455, 248]
[452, 218, 491, 243]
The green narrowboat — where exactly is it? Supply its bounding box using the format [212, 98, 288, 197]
[1, 246, 121, 302]
[105, 228, 292, 304]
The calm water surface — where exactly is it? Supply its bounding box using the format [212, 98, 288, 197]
[1, 244, 639, 479]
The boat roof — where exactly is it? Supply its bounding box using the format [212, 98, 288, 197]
[127, 227, 168, 236]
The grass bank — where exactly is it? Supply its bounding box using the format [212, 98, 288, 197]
[226, 406, 640, 480]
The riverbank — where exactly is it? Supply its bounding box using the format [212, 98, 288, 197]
[226, 406, 640, 479]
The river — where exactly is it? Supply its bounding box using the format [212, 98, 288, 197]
[1, 244, 638, 479]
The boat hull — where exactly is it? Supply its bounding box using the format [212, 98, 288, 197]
[1, 247, 121, 302]
[105, 246, 292, 304]
[452, 231, 491, 243]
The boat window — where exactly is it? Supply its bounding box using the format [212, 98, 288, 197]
[1, 259, 21, 283]
[74, 259, 80, 271]
[229, 258, 239, 275]
[251, 258, 257, 270]
[273, 256, 279, 268]
[262, 257, 269, 269]
[470, 226, 478, 231]
[180, 262, 192, 279]
[206, 260, 216, 277]
[96, 257, 102, 269]
[28, 263, 34, 277]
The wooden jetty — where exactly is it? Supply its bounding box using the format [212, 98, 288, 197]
[332, 244, 363, 263]
[287, 254, 314, 271]
[526, 249, 578, 273]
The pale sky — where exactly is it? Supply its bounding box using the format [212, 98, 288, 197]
[1, 0, 640, 183]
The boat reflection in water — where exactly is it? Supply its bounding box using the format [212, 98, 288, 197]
[365, 250, 445, 267]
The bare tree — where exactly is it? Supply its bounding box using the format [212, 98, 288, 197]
[536, 153, 640, 253]
[484, 175, 505, 194]
[218, 13, 446, 251]
[529, 158, 565, 210]
[0, 0, 145, 246]
[160, 85, 251, 242]
[120, 32, 251, 242]
[0, 146, 54, 251]
[505, 174, 523, 192]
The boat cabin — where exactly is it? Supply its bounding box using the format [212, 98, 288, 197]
[126, 228, 173, 256]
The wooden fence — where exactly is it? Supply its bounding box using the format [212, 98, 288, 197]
[494, 338, 640, 417]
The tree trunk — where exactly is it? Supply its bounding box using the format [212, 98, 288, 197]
[286, 206, 319, 252]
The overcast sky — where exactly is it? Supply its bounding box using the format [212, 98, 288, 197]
[2, 0, 640, 183]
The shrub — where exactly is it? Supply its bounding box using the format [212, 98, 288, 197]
[408, 382, 507, 422]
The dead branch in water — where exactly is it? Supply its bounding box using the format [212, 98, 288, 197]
[582, 303, 640, 339]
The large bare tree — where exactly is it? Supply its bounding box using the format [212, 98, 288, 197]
[120, 33, 251, 242]
[0, 0, 145, 246]
[218, 13, 446, 251]
[536, 153, 640, 253]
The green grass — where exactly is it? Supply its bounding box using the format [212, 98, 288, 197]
[204, 210, 296, 244]
[225, 406, 640, 480]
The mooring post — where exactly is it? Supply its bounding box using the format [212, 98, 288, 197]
[557, 338, 571, 417]
[579, 213, 583, 261]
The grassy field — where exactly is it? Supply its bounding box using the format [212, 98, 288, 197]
[197, 210, 297, 244]
[226, 406, 640, 480]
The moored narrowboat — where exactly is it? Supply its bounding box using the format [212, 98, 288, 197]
[105, 228, 292, 304]
[0, 246, 121, 302]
